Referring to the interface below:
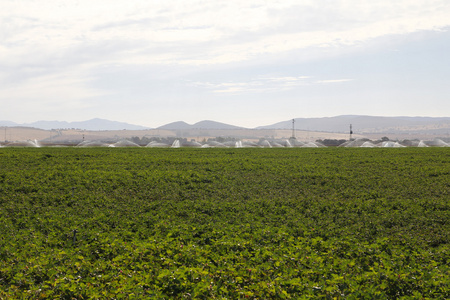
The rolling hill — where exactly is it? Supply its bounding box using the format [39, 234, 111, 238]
[0, 118, 150, 131]
[258, 115, 450, 135]
[158, 120, 243, 130]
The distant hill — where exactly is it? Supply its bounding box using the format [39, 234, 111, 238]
[1, 118, 150, 131]
[158, 120, 244, 130]
[258, 115, 450, 134]
[2, 116, 449, 135]
[0, 121, 19, 127]
[157, 121, 192, 130]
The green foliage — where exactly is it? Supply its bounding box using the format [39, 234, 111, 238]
[0, 148, 449, 298]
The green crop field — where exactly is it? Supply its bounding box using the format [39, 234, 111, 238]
[0, 148, 449, 299]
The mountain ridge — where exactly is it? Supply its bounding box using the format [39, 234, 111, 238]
[157, 120, 243, 130]
[1, 115, 449, 134]
[257, 115, 450, 134]
[0, 118, 150, 131]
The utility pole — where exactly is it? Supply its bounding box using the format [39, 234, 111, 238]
[289, 119, 297, 146]
[291, 119, 296, 140]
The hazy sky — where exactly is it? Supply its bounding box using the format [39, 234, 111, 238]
[1, 0, 449, 128]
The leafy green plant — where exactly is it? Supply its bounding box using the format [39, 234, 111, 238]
[0, 148, 448, 298]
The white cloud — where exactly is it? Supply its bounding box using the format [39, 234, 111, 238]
[2, 0, 449, 67]
[316, 79, 353, 84]
[188, 76, 352, 94]
[0, 0, 449, 124]
[0, 68, 107, 120]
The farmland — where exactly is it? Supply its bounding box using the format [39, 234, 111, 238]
[0, 148, 449, 298]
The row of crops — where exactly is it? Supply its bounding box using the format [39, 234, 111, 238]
[0, 147, 449, 298]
